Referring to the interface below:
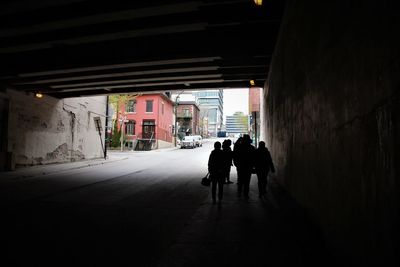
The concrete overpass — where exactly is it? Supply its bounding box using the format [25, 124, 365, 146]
[0, 0, 398, 265]
[0, 0, 284, 97]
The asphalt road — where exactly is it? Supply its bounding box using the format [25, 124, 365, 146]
[0, 139, 328, 266]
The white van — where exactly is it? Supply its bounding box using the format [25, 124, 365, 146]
[181, 136, 196, 149]
[192, 135, 203, 147]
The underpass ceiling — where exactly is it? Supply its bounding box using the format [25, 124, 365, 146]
[0, 0, 285, 97]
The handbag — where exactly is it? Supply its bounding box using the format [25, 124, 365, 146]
[201, 173, 211, 186]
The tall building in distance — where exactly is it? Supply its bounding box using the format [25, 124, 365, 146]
[194, 89, 223, 137]
[226, 112, 249, 137]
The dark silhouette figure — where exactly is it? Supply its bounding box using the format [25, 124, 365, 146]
[232, 136, 242, 184]
[233, 136, 242, 153]
[254, 141, 275, 198]
[222, 139, 233, 184]
[208, 141, 225, 204]
[233, 134, 255, 199]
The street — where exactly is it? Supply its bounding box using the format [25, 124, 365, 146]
[0, 139, 327, 266]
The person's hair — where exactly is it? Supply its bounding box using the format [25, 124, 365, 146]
[258, 141, 266, 148]
[242, 134, 251, 144]
[214, 141, 221, 149]
[222, 139, 231, 148]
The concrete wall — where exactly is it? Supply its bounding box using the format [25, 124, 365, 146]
[7, 89, 106, 167]
[264, 1, 399, 264]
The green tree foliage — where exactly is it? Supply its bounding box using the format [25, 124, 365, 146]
[108, 94, 140, 148]
[111, 120, 121, 147]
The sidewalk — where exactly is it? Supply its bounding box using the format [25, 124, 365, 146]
[158, 177, 330, 267]
[1, 154, 128, 180]
[107, 146, 180, 154]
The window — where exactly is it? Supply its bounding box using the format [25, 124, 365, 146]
[146, 100, 153, 112]
[143, 120, 155, 126]
[126, 99, 136, 113]
[125, 120, 135, 135]
[208, 109, 217, 123]
[183, 108, 190, 117]
[161, 102, 164, 115]
[198, 98, 219, 105]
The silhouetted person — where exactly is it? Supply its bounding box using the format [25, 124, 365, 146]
[233, 137, 242, 153]
[222, 139, 233, 184]
[254, 141, 275, 198]
[232, 136, 242, 184]
[208, 141, 225, 204]
[233, 134, 255, 199]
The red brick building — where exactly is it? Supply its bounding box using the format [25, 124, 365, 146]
[176, 101, 200, 137]
[117, 93, 174, 150]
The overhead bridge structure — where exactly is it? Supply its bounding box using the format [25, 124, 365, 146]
[0, 0, 283, 98]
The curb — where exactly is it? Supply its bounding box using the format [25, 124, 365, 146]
[7, 157, 129, 180]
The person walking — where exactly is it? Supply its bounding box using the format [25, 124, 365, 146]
[222, 139, 233, 184]
[208, 141, 225, 204]
[233, 134, 255, 199]
[254, 141, 275, 198]
[232, 136, 242, 184]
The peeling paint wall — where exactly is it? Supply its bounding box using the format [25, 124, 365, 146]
[265, 1, 399, 265]
[7, 89, 106, 166]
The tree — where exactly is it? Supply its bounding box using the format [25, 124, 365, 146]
[108, 94, 141, 148]
[111, 120, 121, 147]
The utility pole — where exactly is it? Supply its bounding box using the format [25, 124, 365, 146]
[174, 96, 180, 147]
[104, 95, 109, 159]
[253, 111, 258, 148]
[174, 91, 184, 147]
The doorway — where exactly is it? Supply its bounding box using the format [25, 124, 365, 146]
[142, 120, 155, 139]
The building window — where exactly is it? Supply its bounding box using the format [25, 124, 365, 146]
[161, 102, 164, 115]
[125, 120, 135, 135]
[183, 108, 190, 117]
[126, 99, 136, 113]
[146, 100, 153, 112]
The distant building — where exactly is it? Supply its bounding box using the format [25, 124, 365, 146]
[193, 90, 223, 137]
[116, 93, 174, 150]
[176, 101, 200, 138]
[226, 112, 249, 136]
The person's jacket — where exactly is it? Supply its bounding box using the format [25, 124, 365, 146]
[222, 147, 233, 170]
[208, 149, 225, 175]
[233, 144, 255, 171]
[254, 147, 275, 173]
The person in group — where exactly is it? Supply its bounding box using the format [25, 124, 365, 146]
[233, 136, 242, 154]
[232, 136, 242, 184]
[222, 139, 233, 184]
[254, 141, 275, 198]
[208, 141, 225, 204]
[233, 134, 255, 199]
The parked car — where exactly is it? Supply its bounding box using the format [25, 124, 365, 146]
[192, 135, 203, 147]
[181, 136, 196, 149]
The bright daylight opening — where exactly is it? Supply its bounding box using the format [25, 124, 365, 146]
[104, 87, 266, 205]
[106, 88, 262, 153]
